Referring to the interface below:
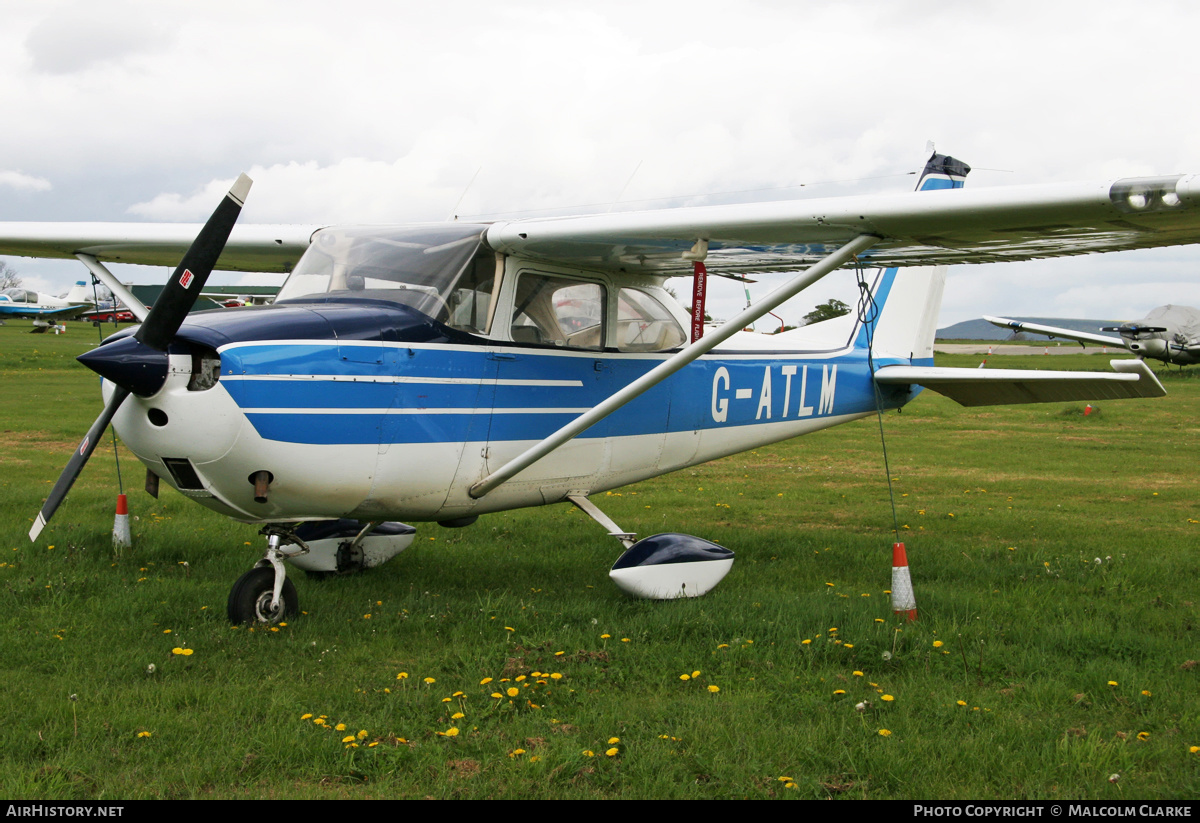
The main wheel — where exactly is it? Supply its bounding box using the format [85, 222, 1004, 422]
[227, 567, 298, 625]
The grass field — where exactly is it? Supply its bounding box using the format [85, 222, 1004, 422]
[2, 321, 1198, 799]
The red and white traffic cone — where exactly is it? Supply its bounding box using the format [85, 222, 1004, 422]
[891, 542, 917, 622]
[113, 493, 131, 551]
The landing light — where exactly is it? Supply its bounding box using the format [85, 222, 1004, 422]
[1110, 176, 1185, 214]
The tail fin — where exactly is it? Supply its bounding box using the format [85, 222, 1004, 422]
[852, 153, 970, 362]
[64, 280, 94, 305]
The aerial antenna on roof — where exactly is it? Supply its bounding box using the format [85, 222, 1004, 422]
[607, 159, 644, 213]
[447, 166, 483, 221]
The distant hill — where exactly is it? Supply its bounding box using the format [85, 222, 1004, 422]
[937, 317, 1123, 341]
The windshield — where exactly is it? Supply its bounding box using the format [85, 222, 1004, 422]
[276, 224, 490, 324]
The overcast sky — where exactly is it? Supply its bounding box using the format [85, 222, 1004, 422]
[2, 0, 1198, 327]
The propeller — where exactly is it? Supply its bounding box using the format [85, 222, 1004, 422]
[29, 174, 252, 542]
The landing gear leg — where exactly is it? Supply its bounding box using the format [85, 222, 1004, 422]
[227, 530, 307, 624]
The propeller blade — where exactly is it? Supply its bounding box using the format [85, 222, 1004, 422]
[29, 386, 131, 542]
[32, 173, 253, 542]
[136, 173, 252, 351]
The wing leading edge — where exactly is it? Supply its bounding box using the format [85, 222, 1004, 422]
[0, 223, 319, 273]
[486, 174, 1200, 275]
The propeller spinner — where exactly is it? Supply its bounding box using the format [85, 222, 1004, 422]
[29, 174, 252, 542]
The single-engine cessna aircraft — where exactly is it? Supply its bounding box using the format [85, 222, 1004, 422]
[987, 305, 1200, 365]
[6, 153, 1200, 623]
[0, 280, 94, 330]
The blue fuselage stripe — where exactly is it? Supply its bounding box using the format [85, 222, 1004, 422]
[219, 343, 922, 445]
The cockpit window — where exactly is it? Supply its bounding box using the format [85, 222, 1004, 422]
[1, 288, 36, 303]
[276, 224, 490, 325]
[511, 273, 606, 349]
[616, 287, 686, 351]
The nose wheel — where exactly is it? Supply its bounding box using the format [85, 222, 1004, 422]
[227, 529, 305, 624]
[227, 566, 297, 624]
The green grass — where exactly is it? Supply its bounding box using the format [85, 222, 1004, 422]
[1, 322, 1198, 799]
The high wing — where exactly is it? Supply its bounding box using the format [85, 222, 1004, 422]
[0, 223, 317, 272]
[0, 174, 1197, 275]
[484, 174, 1200, 275]
[984, 316, 1128, 349]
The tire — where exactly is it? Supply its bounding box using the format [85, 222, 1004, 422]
[227, 567, 298, 625]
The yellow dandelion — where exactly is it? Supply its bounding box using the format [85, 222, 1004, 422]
[606, 747, 619, 757]
[445, 727, 460, 737]
[300, 713, 312, 720]
[451, 712, 464, 719]
[1142, 690, 1152, 697]
[932, 640, 944, 648]
[801, 639, 812, 645]
[491, 692, 502, 699]
[956, 700, 968, 707]
[881, 694, 895, 702]
[396, 672, 408, 680]
[342, 735, 355, 743]
[423, 677, 436, 684]
[357, 730, 368, 740]
[583, 750, 595, 757]
[510, 748, 526, 757]
[600, 634, 611, 639]
[608, 737, 620, 744]
[550, 673, 563, 680]
[621, 638, 630, 643]
[1138, 732, 1151, 741]
[137, 731, 152, 738]
[878, 729, 892, 737]
[335, 723, 346, 731]
[833, 689, 846, 696]
[844, 643, 854, 649]
[708, 685, 720, 693]
[1108, 680, 1118, 687]
[717, 643, 729, 649]
[171, 647, 184, 655]
[507, 687, 519, 697]
[480, 677, 492, 685]
[1190, 746, 1199, 754]
[504, 626, 515, 632]
[680, 674, 690, 681]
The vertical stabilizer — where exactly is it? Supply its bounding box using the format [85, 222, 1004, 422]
[852, 153, 970, 362]
[64, 280, 94, 305]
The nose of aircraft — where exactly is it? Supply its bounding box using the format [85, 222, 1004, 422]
[77, 335, 170, 397]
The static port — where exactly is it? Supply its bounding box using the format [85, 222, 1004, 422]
[148, 408, 168, 427]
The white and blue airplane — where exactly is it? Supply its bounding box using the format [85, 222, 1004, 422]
[5, 152, 1200, 622]
[0, 280, 94, 330]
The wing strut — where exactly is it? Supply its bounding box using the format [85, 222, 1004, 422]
[469, 233, 879, 499]
[75, 254, 151, 324]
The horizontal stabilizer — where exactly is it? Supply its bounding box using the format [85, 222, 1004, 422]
[984, 316, 1125, 348]
[874, 359, 1165, 406]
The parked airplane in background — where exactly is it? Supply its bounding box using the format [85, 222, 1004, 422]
[0, 280, 93, 330]
[5, 152, 1200, 623]
[987, 306, 1200, 366]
